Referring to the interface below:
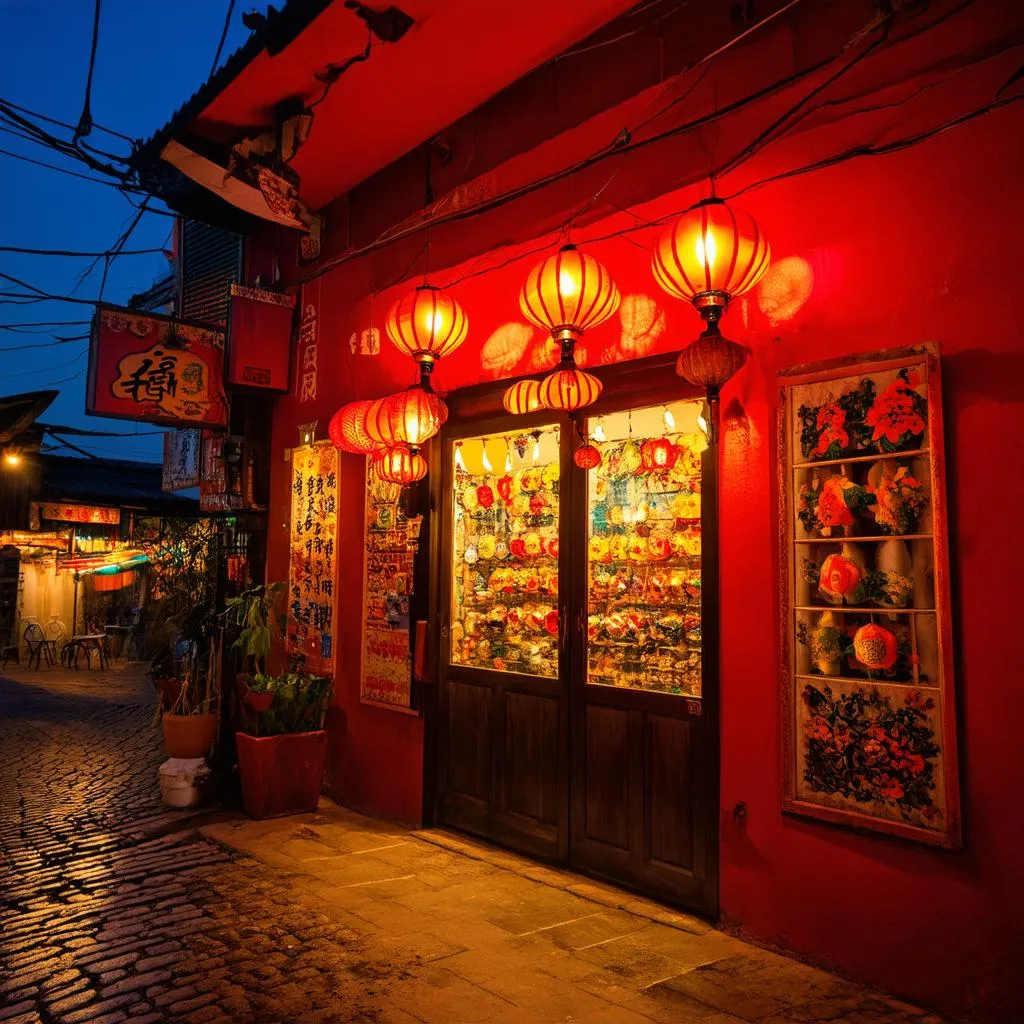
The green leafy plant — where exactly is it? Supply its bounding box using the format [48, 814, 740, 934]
[240, 672, 332, 737]
[225, 582, 287, 674]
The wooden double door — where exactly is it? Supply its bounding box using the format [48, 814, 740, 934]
[432, 372, 718, 918]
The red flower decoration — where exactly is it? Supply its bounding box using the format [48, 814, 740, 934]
[477, 485, 494, 509]
[509, 538, 527, 559]
[545, 609, 559, 636]
[497, 475, 513, 504]
[853, 623, 898, 671]
[547, 538, 559, 559]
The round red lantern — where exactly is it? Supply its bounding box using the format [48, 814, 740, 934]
[385, 284, 468, 368]
[382, 384, 448, 447]
[502, 378, 544, 415]
[573, 443, 602, 470]
[538, 360, 602, 412]
[652, 197, 770, 315]
[328, 400, 379, 454]
[520, 244, 620, 343]
[372, 445, 428, 484]
[640, 438, 678, 472]
[675, 330, 748, 393]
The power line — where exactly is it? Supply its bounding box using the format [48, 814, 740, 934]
[74, 0, 103, 142]
[211, 0, 238, 76]
[0, 244, 166, 257]
[0, 320, 90, 331]
[0, 141, 146, 192]
[0, 336, 89, 352]
[0, 96, 134, 142]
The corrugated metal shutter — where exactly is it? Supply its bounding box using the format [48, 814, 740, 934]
[180, 220, 242, 327]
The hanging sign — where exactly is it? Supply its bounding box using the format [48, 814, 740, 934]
[87, 304, 228, 429]
[360, 462, 421, 711]
[162, 429, 202, 491]
[287, 441, 338, 676]
[297, 282, 320, 404]
[0, 531, 70, 551]
[226, 284, 295, 392]
[38, 503, 120, 526]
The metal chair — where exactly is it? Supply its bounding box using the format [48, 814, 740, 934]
[23, 622, 54, 670]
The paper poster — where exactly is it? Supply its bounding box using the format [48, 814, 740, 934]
[162, 429, 202, 491]
[360, 461, 422, 709]
[287, 441, 338, 676]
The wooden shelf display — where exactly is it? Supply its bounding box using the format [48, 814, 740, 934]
[778, 347, 961, 848]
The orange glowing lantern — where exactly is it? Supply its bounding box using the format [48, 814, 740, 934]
[362, 396, 399, 446]
[573, 443, 602, 470]
[373, 445, 428, 484]
[652, 197, 770, 316]
[328, 400, 380, 454]
[383, 383, 448, 447]
[538, 361, 602, 412]
[502, 378, 544, 415]
[520, 244, 620, 344]
[385, 284, 468, 370]
[640, 438, 678, 472]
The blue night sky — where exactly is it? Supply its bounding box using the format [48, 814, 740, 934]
[0, 1, 251, 461]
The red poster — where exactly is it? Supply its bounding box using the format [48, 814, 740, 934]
[226, 284, 295, 392]
[87, 304, 228, 429]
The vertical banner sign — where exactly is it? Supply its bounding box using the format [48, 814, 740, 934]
[162, 429, 202, 491]
[226, 284, 295, 391]
[199, 432, 236, 512]
[297, 280, 320, 404]
[87, 304, 228, 429]
[360, 462, 422, 710]
[287, 441, 338, 675]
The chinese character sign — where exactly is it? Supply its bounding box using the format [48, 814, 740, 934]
[87, 304, 228, 429]
[297, 282, 319, 404]
[39, 503, 120, 526]
[360, 462, 421, 710]
[162, 429, 201, 491]
[287, 442, 338, 676]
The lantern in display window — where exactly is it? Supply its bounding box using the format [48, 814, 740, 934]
[328, 400, 380, 454]
[385, 284, 469, 372]
[652, 197, 770, 415]
[373, 444, 428, 484]
[502, 378, 544, 415]
[640, 437, 678, 472]
[520, 244, 619, 412]
[573, 443, 602, 470]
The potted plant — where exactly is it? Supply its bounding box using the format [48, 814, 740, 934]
[226, 583, 333, 819]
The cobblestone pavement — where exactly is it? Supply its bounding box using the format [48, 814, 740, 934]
[1, 666, 948, 1024]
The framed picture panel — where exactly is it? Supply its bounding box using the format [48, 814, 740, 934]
[779, 344, 961, 848]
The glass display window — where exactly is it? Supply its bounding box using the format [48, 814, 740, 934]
[584, 400, 707, 697]
[450, 424, 561, 678]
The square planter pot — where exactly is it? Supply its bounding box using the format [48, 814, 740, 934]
[236, 730, 328, 820]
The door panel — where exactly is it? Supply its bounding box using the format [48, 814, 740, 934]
[445, 680, 490, 801]
[503, 691, 560, 825]
[583, 705, 630, 849]
[647, 714, 694, 870]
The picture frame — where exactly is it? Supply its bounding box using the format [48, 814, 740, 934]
[778, 344, 961, 849]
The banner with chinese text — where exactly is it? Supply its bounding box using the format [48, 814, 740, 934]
[360, 462, 421, 710]
[162, 429, 202, 491]
[226, 284, 294, 392]
[287, 442, 338, 676]
[87, 304, 228, 429]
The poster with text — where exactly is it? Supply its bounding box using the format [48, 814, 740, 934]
[360, 461, 421, 711]
[287, 442, 338, 676]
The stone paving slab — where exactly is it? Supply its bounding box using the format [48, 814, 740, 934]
[1, 666, 949, 1023]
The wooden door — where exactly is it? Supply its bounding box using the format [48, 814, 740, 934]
[568, 396, 719, 917]
[435, 414, 570, 861]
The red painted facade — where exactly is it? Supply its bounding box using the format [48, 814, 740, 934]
[235, 6, 1024, 1019]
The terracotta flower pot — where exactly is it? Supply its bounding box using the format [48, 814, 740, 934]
[162, 713, 219, 759]
[236, 730, 327, 820]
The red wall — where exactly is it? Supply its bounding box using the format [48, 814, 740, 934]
[259, 93, 1024, 1021]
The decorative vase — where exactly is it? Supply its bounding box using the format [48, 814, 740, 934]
[811, 611, 844, 676]
[875, 538, 913, 608]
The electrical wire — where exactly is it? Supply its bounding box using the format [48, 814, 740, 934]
[0, 320, 90, 332]
[0, 96, 135, 142]
[74, 0, 103, 141]
[4, 348, 86, 377]
[210, 0, 238, 76]
[0, 244, 165, 257]
[0, 336, 90, 352]
[0, 140, 147, 193]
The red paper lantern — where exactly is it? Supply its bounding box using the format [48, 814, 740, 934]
[573, 444, 602, 470]
[382, 384, 448, 447]
[520, 244, 620, 343]
[328, 400, 379, 454]
[385, 284, 468, 368]
[538, 364, 602, 412]
[502, 378, 544, 415]
[652, 198, 770, 315]
[372, 445, 427, 484]
[640, 438, 678, 472]
[674, 331, 747, 392]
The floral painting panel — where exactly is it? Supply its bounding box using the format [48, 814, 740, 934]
[794, 678, 946, 833]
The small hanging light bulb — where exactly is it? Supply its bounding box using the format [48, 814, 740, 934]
[481, 441, 493, 473]
[531, 431, 541, 464]
[504, 439, 512, 473]
[591, 418, 606, 443]
[454, 440, 466, 472]
[663, 406, 676, 431]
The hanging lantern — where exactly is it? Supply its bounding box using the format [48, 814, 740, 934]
[362, 396, 399, 446]
[520, 244, 620, 344]
[640, 438, 678, 472]
[373, 445, 428, 484]
[675, 332, 748, 392]
[328, 400, 380, 454]
[573, 443, 602, 470]
[652, 197, 770, 316]
[538, 347, 602, 412]
[385, 284, 468, 370]
[502, 378, 544, 415]
[382, 381, 448, 447]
